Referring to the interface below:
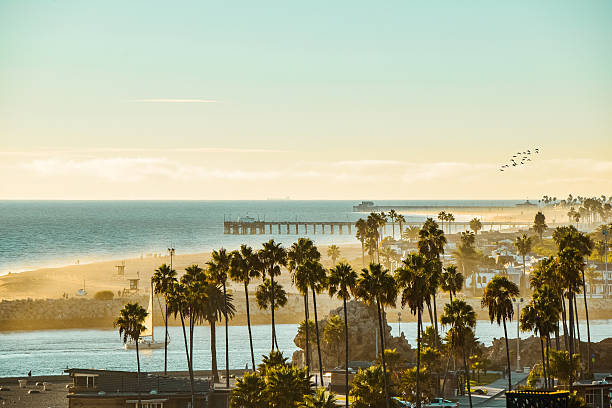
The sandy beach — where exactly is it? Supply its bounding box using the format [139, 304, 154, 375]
[0, 242, 366, 301]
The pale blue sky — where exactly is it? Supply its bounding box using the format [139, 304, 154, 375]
[1, 1, 611, 199]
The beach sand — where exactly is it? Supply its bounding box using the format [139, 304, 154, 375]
[0, 242, 366, 301]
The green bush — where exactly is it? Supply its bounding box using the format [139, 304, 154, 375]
[94, 290, 114, 300]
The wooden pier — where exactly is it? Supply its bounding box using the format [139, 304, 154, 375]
[223, 220, 539, 235]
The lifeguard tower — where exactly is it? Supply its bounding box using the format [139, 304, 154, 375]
[122, 272, 140, 296]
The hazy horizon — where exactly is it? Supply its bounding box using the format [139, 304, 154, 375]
[2, 1, 611, 199]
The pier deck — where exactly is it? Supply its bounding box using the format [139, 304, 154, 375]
[223, 220, 538, 235]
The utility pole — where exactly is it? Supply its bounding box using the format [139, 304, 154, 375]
[604, 227, 609, 298]
[514, 298, 523, 372]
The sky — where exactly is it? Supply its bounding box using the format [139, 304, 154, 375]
[1, 0, 611, 200]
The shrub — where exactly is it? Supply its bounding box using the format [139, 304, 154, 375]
[94, 290, 114, 301]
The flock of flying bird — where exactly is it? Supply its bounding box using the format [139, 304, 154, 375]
[499, 148, 540, 171]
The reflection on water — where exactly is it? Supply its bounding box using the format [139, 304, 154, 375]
[1, 320, 611, 377]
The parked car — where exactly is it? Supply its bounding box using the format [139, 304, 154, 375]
[424, 398, 458, 408]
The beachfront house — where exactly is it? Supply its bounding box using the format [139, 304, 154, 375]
[65, 368, 209, 408]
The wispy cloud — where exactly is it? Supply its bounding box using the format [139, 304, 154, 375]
[0, 147, 288, 156]
[130, 98, 219, 103]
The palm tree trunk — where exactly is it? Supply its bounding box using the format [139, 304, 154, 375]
[343, 297, 350, 408]
[546, 336, 552, 388]
[568, 291, 575, 358]
[449, 292, 453, 303]
[311, 288, 324, 386]
[441, 351, 452, 397]
[540, 336, 547, 389]
[555, 323, 560, 351]
[522, 255, 526, 292]
[223, 283, 230, 388]
[361, 240, 365, 267]
[582, 270, 592, 375]
[462, 341, 473, 408]
[189, 315, 194, 378]
[245, 283, 255, 372]
[304, 291, 310, 372]
[164, 301, 168, 375]
[416, 308, 422, 408]
[271, 274, 276, 351]
[179, 312, 195, 408]
[432, 290, 439, 347]
[561, 296, 569, 351]
[573, 294, 581, 377]
[376, 300, 391, 408]
[211, 320, 219, 382]
[503, 316, 512, 390]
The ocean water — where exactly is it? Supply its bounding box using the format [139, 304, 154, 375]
[0, 200, 524, 274]
[1, 320, 610, 378]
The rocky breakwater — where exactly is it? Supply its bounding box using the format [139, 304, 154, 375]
[292, 300, 414, 370]
[0, 296, 147, 331]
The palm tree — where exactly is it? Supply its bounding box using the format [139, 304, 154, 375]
[367, 214, 382, 262]
[288, 238, 321, 373]
[469, 218, 482, 235]
[440, 265, 463, 303]
[327, 245, 341, 266]
[533, 212, 548, 242]
[200, 276, 236, 383]
[349, 365, 389, 408]
[520, 285, 561, 389]
[207, 248, 232, 388]
[446, 213, 455, 234]
[395, 253, 431, 408]
[114, 302, 147, 406]
[328, 262, 358, 408]
[302, 387, 338, 408]
[265, 365, 314, 408]
[296, 259, 328, 385]
[388, 209, 398, 239]
[402, 225, 420, 242]
[355, 263, 397, 408]
[481, 276, 520, 390]
[514, 234, 533, 291]
[229, 244, 261, 371]
[417, 218, 446, 341]
[397, 215, 406, 239]
[259, 239, 287, 350]
[152, 263, 177, 375]
[438, 211, 447, 233]
[231, 372, 267, 408]
[355, 218, 368, 267]
[440, 300, 476, 408]
[166, 281, 197, 406]
[256, 279, 288, 346]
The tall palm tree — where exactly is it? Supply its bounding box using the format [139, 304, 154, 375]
[328, 262, 358, 408]
[397, 215, 406, 239]
[514, 234, 533, 291]
[446, 213, 455, 234]
[440, 265, 463, 303]
[207, 248, 233, 388]
[256, 279, 288, 347]
[200, 275, 236, 384]
[327, 245, 341, 266]
[469, 218, 482, 235]
[533, 212, 548, 242]
[296, 259, 328, 385]
[395, 253, 431, 408]
[520, 285, 561, 389]
[355, 263, 397, 408]
[152, 263, 177, 375]
[417, 218, 446, 342]
[288, 238, 321, 373]
[114, 302, 148, 406]
[441, 300, 476, 408]
[367, 214, 383, 262]
[438, 211, 447, 233]
[481, 276, 520, 390]
[388, 209, 398, 239]
[402, 225, 420, 242]
[166, 281, 197, 407]
[259, 239, 287, 350]
[355, 218, 368, 267]
[181, 264, 208, 387]
[229, 244, 261, 371]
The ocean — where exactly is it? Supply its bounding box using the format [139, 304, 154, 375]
[2, 320, 611, 378]
[0, 200, 525, 275]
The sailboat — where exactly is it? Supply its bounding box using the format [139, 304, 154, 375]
[125, 279, 167, 350]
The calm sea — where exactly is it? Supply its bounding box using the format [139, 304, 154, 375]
[0, 200, 524, 274]
[1, 320, 611, 378]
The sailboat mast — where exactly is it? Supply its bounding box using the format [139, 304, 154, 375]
[150, 279, 154, 342]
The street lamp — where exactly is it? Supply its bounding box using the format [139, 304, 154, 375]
[513, 297, 524, 372]
[168, 246, 175, 270]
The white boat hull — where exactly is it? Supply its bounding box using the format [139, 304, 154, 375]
[125, 338, 167, 350]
